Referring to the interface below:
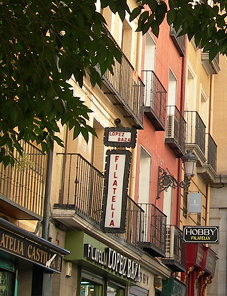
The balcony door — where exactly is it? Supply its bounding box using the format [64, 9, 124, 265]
[138, 147, 151, 241]
[167, 69, 177, 108]
[144, 34, 156, 107]
[163, 187, 172, 225]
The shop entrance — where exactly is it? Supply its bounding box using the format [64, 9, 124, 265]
[80, 270, 125, 296]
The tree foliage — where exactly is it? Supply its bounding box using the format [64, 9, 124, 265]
[0, 0, 226, 165]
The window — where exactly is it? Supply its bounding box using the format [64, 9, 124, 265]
[107, 282, 125, 296]
[185, 62, 196, 111]
[199, 84, 209, 129]
[0, 270, 14, 296]
[163, 187, 173, 225]
[168, 69, 177, 107]
[144, 33, 156, 71]
[92, 119, 105, 172]
[138, 147, 151, 241]
[80, 280, 102, 296]
[80, 271, 104, 296]
[121, 20, 132, 61]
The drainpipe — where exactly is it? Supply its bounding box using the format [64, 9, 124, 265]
[42, 144, 53, 240]
[42, 143, 54, 296]
[176, 38, 187, 227]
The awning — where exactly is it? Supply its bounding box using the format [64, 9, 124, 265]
[0, 217, 70, 273]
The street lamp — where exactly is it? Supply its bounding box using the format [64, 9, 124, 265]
[157, 151, 197, 199]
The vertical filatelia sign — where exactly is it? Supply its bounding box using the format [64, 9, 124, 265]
[102, 149, 131, 232]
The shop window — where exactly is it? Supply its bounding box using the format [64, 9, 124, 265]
[0, 270, 15, 296]
[80, 280, 102, 296]
[80, 271, 104, 296]
[107, 282, 124, 296]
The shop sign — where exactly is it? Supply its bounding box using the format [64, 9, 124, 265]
[0, 226, 63, 273]
[102, 150, 131, 232]
[183, 226, 219, 244]
[104, 127, 137, 148]
[188, 193, 201, 213]
[84, 244, 140, 282]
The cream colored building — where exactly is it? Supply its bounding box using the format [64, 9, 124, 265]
[208, 55, 227, 296]
[181, 39, 219, 295]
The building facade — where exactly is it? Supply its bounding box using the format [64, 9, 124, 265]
[0, 2, 225, 296]
[208, 54, 227, 296]
[181, 37, 219, 296]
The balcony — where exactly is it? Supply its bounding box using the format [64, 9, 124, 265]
[161, 225, 186, 272]
[0, 141, 46, 220]
[169, 26, 185, 57]
[53, 153, 144, 249]
[201, 52, 220, 75]
[138, 203, 166, 257]
[101, 29, 144, 129]
[165, 106, 186, 157]
[197, 134, 217, 183]
[185, 111, 206, 165]
[142, 70, 167, 131]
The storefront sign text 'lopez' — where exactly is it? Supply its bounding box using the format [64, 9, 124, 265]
[104, 127, 137, 148]
[101, 150, 131, 232]
[84, 244, 140, 282]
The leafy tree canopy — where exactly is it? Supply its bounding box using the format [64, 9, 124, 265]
[0, 0, 226, 165]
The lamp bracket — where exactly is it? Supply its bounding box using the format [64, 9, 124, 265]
[157, 167, 190, 199]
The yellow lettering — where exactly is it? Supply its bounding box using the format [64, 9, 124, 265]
[0, 233, 5, 248]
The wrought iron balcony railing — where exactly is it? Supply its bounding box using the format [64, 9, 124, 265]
[0, 141, 46, 219]
[138, 203, 166, 257]
[185, 111, 206, 154]
[142, 70, 167, 131]
[55, 153, 143, 248]
[101, 29, 144, 129]
[165, 105, 186, 157]
[206, 133, 217, 172]
[184, 111, 206, 165]
[161, 225, 186, 272]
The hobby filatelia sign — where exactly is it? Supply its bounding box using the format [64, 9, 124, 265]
[183, 226, 219, 244]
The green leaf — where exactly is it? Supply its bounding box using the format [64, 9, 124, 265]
[130, 7, 142, 22]
[167, 8, 176, 25]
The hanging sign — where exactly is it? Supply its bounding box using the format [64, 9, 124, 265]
[101, 149, 131, 232]
[104, 127, 137, 148]
[183, 226, 219, 244]
[188, 193, 201, 213]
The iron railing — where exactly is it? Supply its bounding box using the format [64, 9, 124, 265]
[0, 141, 46, 216]
[162, 225, 186, 271]
[165, 105, 186, 156]
[142, 70, 167, 130]
[102, 29, 144, 128]
[56, 153, 144, 247]
[58, 153, 104, 224]
[206, 134, 217, 171]
[185, 111, 206, 154]
[138, 203, 166, 256]
[118, 197, 144, 248]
